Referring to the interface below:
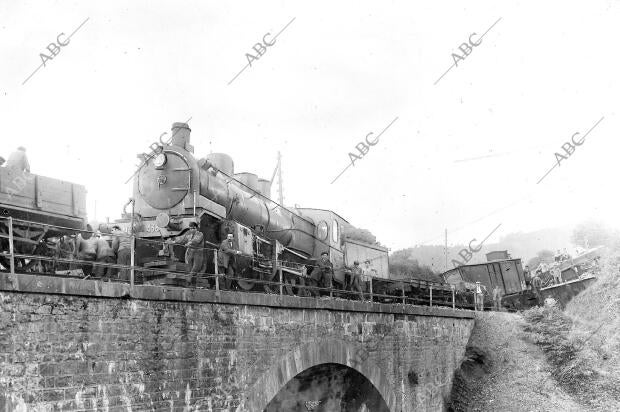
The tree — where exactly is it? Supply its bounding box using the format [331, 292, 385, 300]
[389, 250, 441, 283]
[341, 225, 382, 246]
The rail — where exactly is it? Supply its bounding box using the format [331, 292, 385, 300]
[0, 216, 502, 311]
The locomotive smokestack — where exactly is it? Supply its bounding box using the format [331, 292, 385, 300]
[170, 122, 193, 153]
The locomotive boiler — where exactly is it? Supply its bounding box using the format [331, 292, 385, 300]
[120, 121, 388, 291]
[135, 122, 315, 254]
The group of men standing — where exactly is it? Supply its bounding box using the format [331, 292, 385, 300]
[470, 282, 504, 311]
[49, 218, 382, 297]
[55, 225, 132, 280]
[169, 227, 242, 288]
[308, 251, 376, 299]
[55, 221, 239, 287]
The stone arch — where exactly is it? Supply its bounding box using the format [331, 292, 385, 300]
[241, 338, 398, 411]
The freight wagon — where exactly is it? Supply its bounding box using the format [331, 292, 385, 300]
[441, 258, 525, 307]
[0, 166, 87, 272]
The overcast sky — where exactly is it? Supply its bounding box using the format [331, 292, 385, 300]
[2, 0, 619, 251]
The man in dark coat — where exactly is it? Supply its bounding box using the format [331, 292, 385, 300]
[531, 274, 543, 306]
[218, 233, 241, 288]
[112, 226, 132, 281]
[349, 261, 364, 300]
[170, 222, 205, 286]
[523, 265, 532, 290]
[55, 235, 75, 271]
[310, 252, 333, 295]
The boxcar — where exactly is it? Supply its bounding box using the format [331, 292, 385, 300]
[442, 258, 525, 296]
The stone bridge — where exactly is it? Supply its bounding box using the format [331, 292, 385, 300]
[0, 274, 474, 411]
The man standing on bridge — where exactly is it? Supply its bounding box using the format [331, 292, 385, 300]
[218, 233, 242, 289]
[169, 222, 205, 287]
[55, 235, 75, 272]
[75, 225, 98, 276]
[112, 225, 131, 281]
[310, 252, 333, 296]
[362, 260, 375, 299]
[95, 231, 116, 281]
[349, 261, 364, 300]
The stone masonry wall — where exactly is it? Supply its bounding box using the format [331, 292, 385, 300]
[0, 277, 474, 412]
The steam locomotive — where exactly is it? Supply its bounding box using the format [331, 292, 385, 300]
[113, 122, 390, 293]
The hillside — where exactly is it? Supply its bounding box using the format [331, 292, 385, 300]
[517, 253, 620, 410]
[397, 226, 573, 273]
[561, 252, 620, 407]
[565, 253, 620, 364]
[450, 250, 620, 411]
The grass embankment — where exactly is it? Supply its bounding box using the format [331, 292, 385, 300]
[448, 312, 581, 412]
[449, 253, 620, 411]
[522, 253, 620, 410]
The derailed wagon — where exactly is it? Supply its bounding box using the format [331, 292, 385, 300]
[441, 258, 526, 309]
[442, 250, 599, 310]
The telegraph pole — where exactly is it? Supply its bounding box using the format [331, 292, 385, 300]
[444, 228, 448, 271]
[277, 151, 284, 205]
[269, 151, 285, 205]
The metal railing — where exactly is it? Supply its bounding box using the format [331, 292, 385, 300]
[0, 216, 495, 311]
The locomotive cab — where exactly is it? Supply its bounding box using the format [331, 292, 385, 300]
[295, 208, 348, 286]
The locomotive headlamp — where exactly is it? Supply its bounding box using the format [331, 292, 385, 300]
[156, 212, 170, 228]
[153, 153, 167, 168]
